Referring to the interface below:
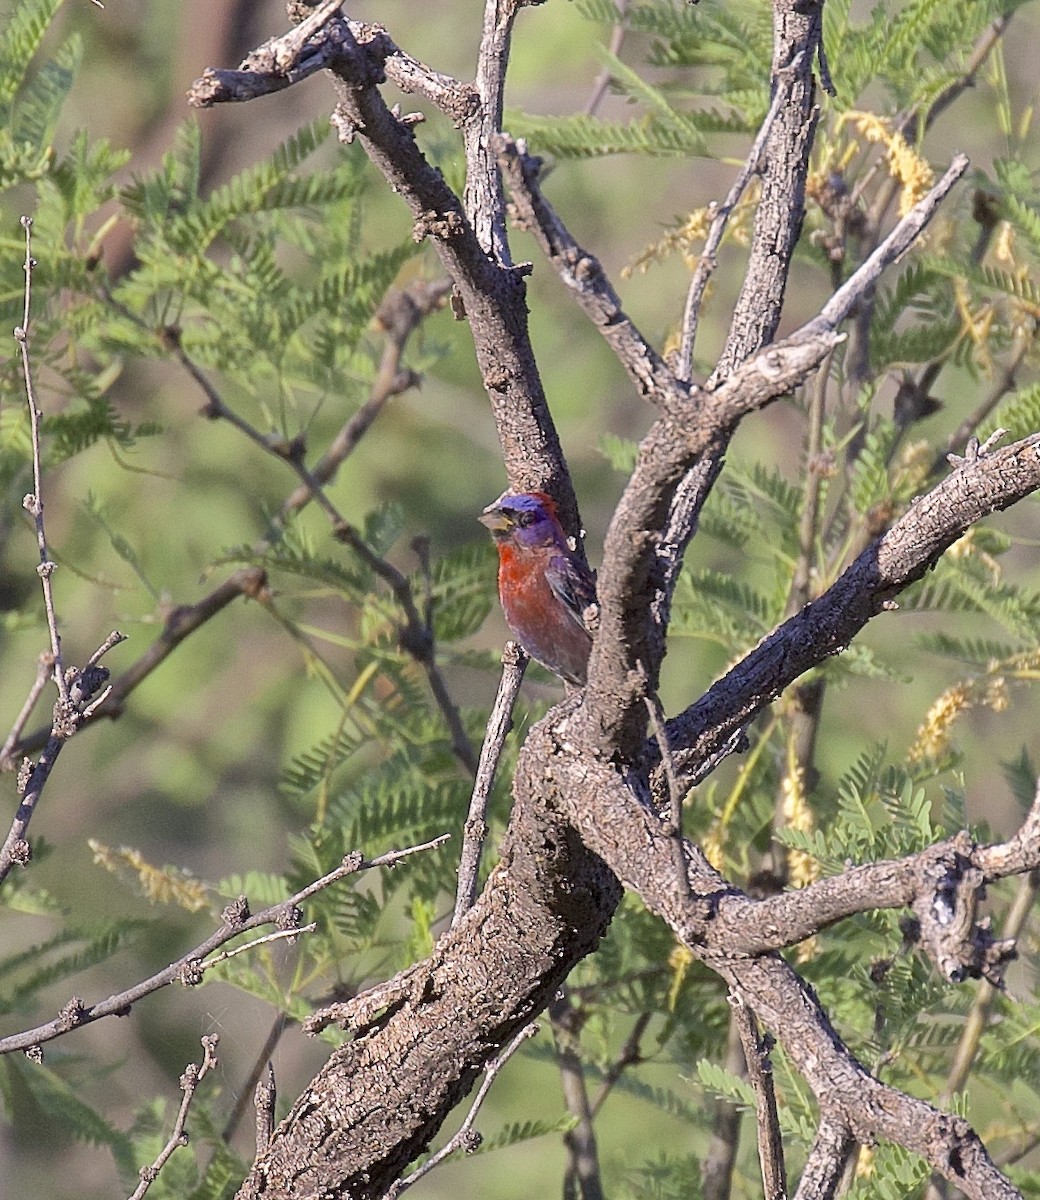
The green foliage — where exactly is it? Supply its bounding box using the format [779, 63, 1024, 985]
[3, 0, 1040, 1198]
[0, 1053, 137, 1177]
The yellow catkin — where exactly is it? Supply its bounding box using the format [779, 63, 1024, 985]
[701, 825, 725, 872]
[623, 196, 755, 278]
[894, 439, 932, 495]
[945, 527, 1002, 584]
[838, 112, 935, 216]
[994, 220, 1017, 267]
[667, 943, 694, 1012]
[88, 839, 211, 912]
[624, 207, 713, 278]
[909, 683, 972, 763]
[780, 763, 819, 890]
[910, 671, 1016, 763]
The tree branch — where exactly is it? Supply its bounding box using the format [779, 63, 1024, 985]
[128, 1035, 220, 1200]
[0, 836, 448, 1057]
[732, 997, 787, 1200]
[793, 1117, 854, 1200]
[452, 641, 527, 926]
[0, 568, 269, 767]
[0, 630, 124, 887]
[191, 7, 582, 536]
[667, 429, 1039, 781]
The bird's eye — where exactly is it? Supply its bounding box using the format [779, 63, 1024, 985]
[516, 511, 536, 528]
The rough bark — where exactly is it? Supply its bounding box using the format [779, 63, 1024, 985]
[184, 4, 1040, 1199]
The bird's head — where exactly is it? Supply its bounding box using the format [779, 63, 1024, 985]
[479, 491, 564, 550]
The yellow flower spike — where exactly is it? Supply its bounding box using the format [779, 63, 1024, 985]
[667, 944, 694, 1012]
[909, 683, 972, 763]
[836, 111, 935, 217]
[780, 760, 819, 890]
[88, 839, 211, 912]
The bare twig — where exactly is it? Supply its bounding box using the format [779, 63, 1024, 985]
[0, 652, 53, 765]
[934, 322, 1036, 477]
[643, 685, 690, 900]
[0, 630, 125, 887]
[127, 1035, 220, 1200]
[550, 993, 604, 1200]
[0, 568, 269, 767]
[804, 158, 970, 340]
[588, 1010, 651, 1117]
[100, 286, 478, 775]
[464, 0, 526, 264]
[14, 216, 67, 703]
[732, 996, 788, 1200]
[274, 280, 452, 529]
[384, 1022, 538, 1199]
[224, 1013, 290, 1145]
[676, 61, 799, 382]
[702, 1012, 749, 1200]
[497, 135, 688, 418]
[452, 641, 527, 926]
[584, 0, 630, 116]
[0, 835, 449, 1057]
[187, 0, 345, 105]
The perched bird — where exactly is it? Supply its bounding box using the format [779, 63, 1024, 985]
[479, 491, 597, 686]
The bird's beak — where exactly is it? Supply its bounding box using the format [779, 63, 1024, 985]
[479, 496, 512, 532]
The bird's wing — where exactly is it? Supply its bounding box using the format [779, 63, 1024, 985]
[545, 552, 597, 630]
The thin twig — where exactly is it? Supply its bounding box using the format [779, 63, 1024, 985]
[0, 834, 450, 1057]
[497, 135, 687, 418]
[643, 685, 690, 901]
[384, 1022, 538, 1198]
[207, 924, 318, 966]
[0, 630, 125, 887]
[452, 641, 527, 926]
[0, 569, 269, 766]
[463, 0, 525, 264]
[584, 0, 630, 116]
[677, 62, 799, 382]
[127, 1035, 220, 1200]
[273, 280, 451, 531]
[702, 1012, 750, 1200]
[933, 322, 1036, 478]
[588, 1010, 651, 1118]
[14, 216, 67, 702]
[732, 996, 788, 1200]
[550, 993, 605, 1200]
[100, 287, 478, 775]
[805, 156, 971, 338]
[224, 1012, 290, 1145]
[0, 652, 53, 765]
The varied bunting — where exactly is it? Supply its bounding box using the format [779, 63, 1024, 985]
[479, 491, 597, 686]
